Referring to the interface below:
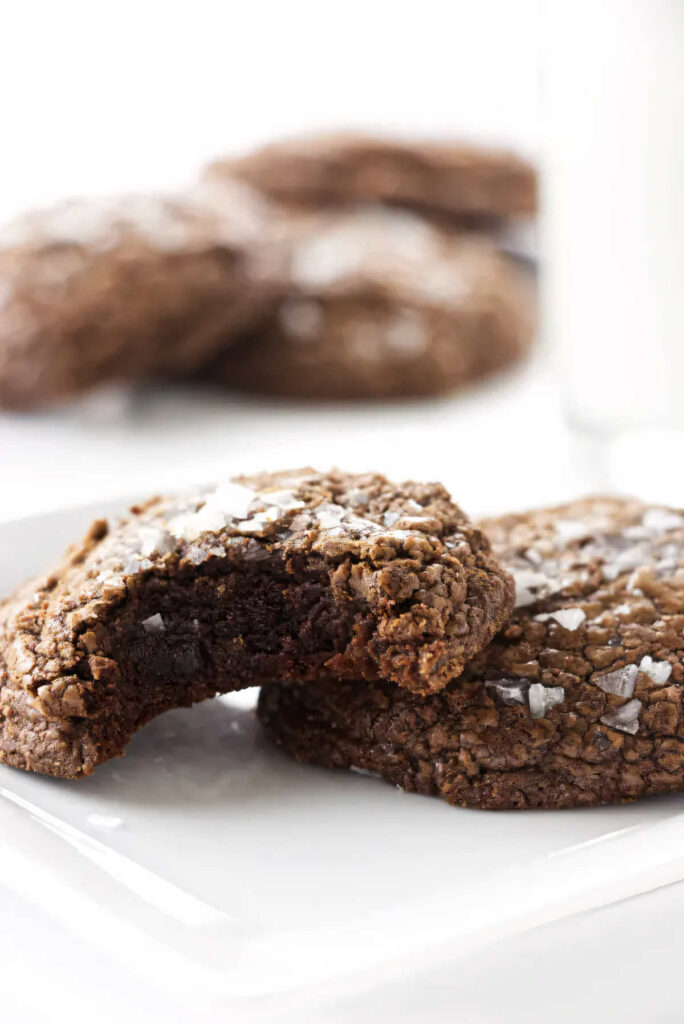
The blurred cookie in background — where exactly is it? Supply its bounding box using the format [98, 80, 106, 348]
[206, 132, 537, 226]
[0, 180, 283, 410]
[202, 207, 535, 400]
[0, 132, 537, 410]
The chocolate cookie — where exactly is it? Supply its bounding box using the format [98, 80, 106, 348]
[258, 497, 684, 809]
[207, 209, 535, 400]
[0, 470, 513, 777]
[0, 181, 281, 409]
[206, 132, 537, 223]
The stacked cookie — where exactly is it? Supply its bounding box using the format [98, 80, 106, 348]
[201, 206, 534, 400]
[260, 495, 684, 809]
[2, 469, 684, 812]
[203, 134, 536, 399]
[0, 470, 514, 776]
[0, 134, 536, 408]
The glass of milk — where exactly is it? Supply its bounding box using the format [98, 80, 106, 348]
[543, 0, 684, 504]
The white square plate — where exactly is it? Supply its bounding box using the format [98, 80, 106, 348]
[1, 501, 684, 1023]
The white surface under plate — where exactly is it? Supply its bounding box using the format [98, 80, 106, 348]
[1, 502, 684, 1024]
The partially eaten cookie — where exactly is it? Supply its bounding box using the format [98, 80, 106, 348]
[0, 469, 513, 777]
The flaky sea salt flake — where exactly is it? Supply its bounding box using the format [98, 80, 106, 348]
[186, 545, 208, 565]
[602, 546, 648, 581]
[316, 505, 346, 530]
[534, 608, 586, 631]
[511, 568, 556, 608]
[123, 556, 153, 575]
[639, 656, 672, 685]
[594, 664, 638, 698]
[206, 481, 256, 519]
[485, 679, 528, 706]
[600, 698, 642, 735]
[139, 527, 176, 558]
[554, 519, 589, 543]
[347, 489, 369, 507]
[260, 489, 305, 512]
[642, 508, 684, 535]
[142, 613, 165, 634]
[236, 515, 270, 535]
[528, 683, 565, 719]
[168, 504, 227, 542]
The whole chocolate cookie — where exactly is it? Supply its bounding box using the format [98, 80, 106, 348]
[258, 497, 684, 809]
[0, 181, 281, 409]
[206, 132, 537, 223]
[0, 470, 513, 777]
[207, 208, 535, 399]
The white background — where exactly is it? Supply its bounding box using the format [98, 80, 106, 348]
[0, 0, 541, 217]
[0, 0, 548, 523]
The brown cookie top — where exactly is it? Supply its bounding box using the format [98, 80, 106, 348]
[206, 132, 537, 222]
[209, 208, 535, 399]
[0, 469, 514, 776]
[279, 207, 527, 304]
[0, 181, 282, 408]
[258, 497, 684, 809]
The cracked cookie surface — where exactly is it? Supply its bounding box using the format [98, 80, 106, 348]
[0, 469, 512, 777]
[208, 208, 535, 400]
[258, 497, 684, 809]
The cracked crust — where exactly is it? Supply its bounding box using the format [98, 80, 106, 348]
[0, 182, 281, 409]
[206, 132, 537, 223]
[258, 497, 684, 809]
[207, 210, 535, 400]
[0, 469, 513, 777]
